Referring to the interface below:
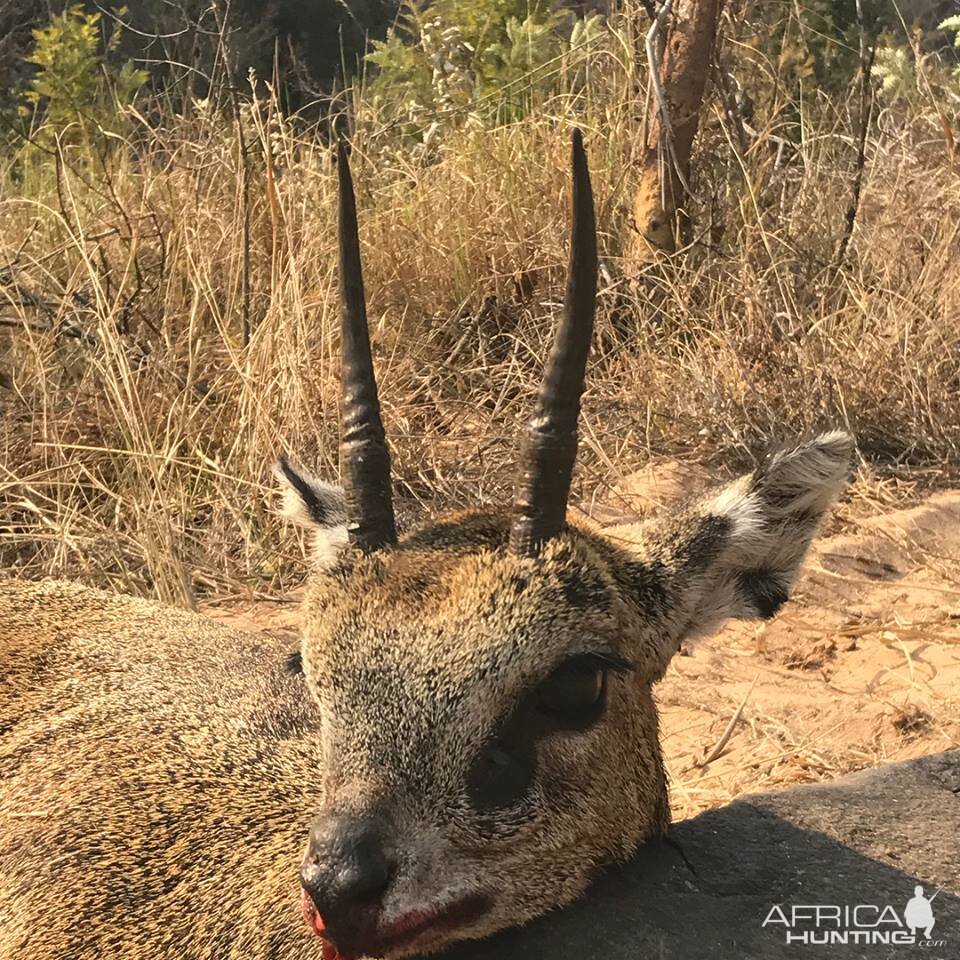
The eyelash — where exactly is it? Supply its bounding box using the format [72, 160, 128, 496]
[574, 652, 635, 674]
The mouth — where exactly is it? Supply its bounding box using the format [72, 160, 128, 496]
[300, 887, 492, 959]
[301, 890, 346, 960]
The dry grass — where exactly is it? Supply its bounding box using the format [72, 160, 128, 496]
[2, 30, 959, 605]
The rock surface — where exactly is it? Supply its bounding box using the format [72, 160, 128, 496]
[432, 751, 959, 960]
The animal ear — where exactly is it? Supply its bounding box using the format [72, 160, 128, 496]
[274, 457, 349, 571]
[621, 432, 853, 679]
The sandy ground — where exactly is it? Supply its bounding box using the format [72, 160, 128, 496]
[203, 465, 960, 822]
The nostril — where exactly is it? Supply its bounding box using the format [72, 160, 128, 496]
[302, 813, 393, 919]
[340, 825, 393, 908]
[340, 843, 391, 902]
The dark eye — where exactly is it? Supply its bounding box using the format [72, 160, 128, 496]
[467, 741, 535, 809]
[537, 657, 606, 726]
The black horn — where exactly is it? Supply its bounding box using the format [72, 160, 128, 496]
[509, 129, 598, 557]
[337, 139, 397, 553]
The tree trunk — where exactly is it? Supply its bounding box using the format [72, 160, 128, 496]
[625, 0, 721, 271]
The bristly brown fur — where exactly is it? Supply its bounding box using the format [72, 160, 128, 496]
[0, 432, 851, 959]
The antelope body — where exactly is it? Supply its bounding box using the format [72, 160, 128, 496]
[0, 133, 852, 960]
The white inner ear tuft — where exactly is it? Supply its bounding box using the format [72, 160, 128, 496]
[273, 461, 348, 529]
[273, 459, 350, 572]
[704, 479, 765, 545]
[277, 476, 314, 528]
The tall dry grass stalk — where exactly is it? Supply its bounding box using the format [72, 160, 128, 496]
[1, 28, 959, 605]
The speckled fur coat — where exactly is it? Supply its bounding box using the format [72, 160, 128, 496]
[0, 431, 851, 959]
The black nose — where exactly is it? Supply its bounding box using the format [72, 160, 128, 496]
[300, 813, 393, 927]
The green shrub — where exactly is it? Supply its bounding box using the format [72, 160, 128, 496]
[364, 0, 611, 140]
[22, 4, 147, 147]
[939, 15, 960, 83]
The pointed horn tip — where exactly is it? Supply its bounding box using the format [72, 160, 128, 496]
[569, 128, 591, 187]
[337, 138, 356, 187]
[571, 128, 588, 168]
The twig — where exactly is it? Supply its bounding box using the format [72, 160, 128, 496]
[645, 0, 698, 202]
[0, 316, 99, 346]
[0, 316, 49, 330]
[713, 63, 749, 159]
[811, 564, 960, 599]
[645, 0, 675, 142]
[834, 0, 877, 266]
[92, 1, 190, 39]
[231, 81, 252, 348]
[695, 674, 758, 767]
[214, 0, 253, 348]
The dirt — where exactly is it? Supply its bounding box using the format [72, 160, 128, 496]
[202, 467, 960, 822]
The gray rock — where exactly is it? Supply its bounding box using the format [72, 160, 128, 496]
[433, 751, 959, 960]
